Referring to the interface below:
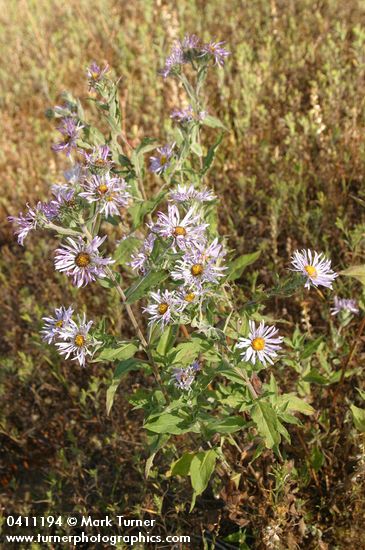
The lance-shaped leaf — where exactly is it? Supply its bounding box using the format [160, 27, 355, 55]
[251, 401, 281, 449]
[340, 265, 365, 285]
[226, 250, 261, 281]
[125, 270, 169, 304]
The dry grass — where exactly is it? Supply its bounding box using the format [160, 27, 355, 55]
[1, 1, 365, 548]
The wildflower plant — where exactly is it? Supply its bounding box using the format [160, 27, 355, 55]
[9, 36, 351, 507]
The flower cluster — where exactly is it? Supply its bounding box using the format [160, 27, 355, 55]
[160, 34, 230, 78]
[42, 308, 96, 367]
[171, 360, 201, 391]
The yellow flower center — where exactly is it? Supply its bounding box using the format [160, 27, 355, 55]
[252, 337, 265, 351]
[74, 334, 85, 347]
[173, 226, 187, 237]
[191, 263, 204, 277]
[55, 320, 63, 328]
[75, 252, 91, 267]
[95, 158, 107, 167]
[160, 154, 168, 165]
[91, 71, 99, 80]
[185, 292, 196, 302]
[158, 303, 169, 315]
[304, 265, 317, 278]
[97, 184, 108, 194]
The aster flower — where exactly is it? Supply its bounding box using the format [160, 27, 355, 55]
[8, 202, 48, 245]
[86, 62, 109, 89]
[201, 41, 230, 66]
[169, 184, 216, 203]
[176, 288, 204, 308]
[52, 117, 84, 156]
[129, 233, 156, 275]
[171, 238, 226, 289]
[54, 236, 114, 287]
[172, 360, 200, 391]
[149, 143, 175, 174]
[51, 184, 76, 207]
[79, 173, 130, 217]
[143, 289, 183, 328]
[170, 105, 207, 124]
[160, 43, 184, 78]
[41, 305, 74, 344]
[291, 249, 338, 290]
[331, 296, 359, 316]
[56, 313, 95, 367]
[152, 205, 208, 250]
[236, 321, 283, 366]
[82, 145, 114, 171]
[171, 105, 194, 123]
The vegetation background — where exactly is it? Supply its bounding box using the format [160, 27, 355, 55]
[1, 0, 365, 548]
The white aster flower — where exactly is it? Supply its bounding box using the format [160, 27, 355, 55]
[152, 204, 208, 251]
[291, 249, 338, 290]
[143, 289, 183, 328]
[129, 233, 156, 275]
[41, 305, 74, 344]
[331, 296, 359, 316]
[236, 321, 283, 366]
[79, 173, 130, 217]
[56, 313, 95, 367]
[171, 238, 226, 289]
[169, 184, 216, 203]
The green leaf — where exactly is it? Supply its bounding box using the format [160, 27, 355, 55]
[131, 137, 159, 176]
[125, 270, 169, 304]
[310, 446, 325, 471]
[340, 265, 365, 285]
[114, 236, 141, 265]
[301, 337, 323, 359]
[170, 452, 195, 477]
[129, 191, 166, 229]
[351, 404, 365, 432]
[226, 250, 261, 281]
[156, 325, 178, 356]
[302, 369, 329, 385]
[144, 413, 185, 435]
[201, 133, 223, 176]
[190, 141, 203, 157]
[190, 450, 217, 510]
[251, 401, 281, 449]
[95, 342, 138, 362]
[201, 114, 228, 131]
[206, 416, 246, 435]
[106, 358, 143, 415]
[279, 394, 315, 416]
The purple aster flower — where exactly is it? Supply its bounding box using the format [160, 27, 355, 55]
[152, 205, 208, 251]
[82, 145, 114, 171]
[181, 34, 200, 50]
[160, 35, 201, 78]
[54, 236, 114, 287]
[79, 173, 130, 217]
[290, 249, 338, 290]
[171, 105, 194, 123]
[160, 43, 184, 78]
[142, 289, 183, 328]
[201, 41, 230, 66]
[129, 233, 156, 275]
[236, 321, 283, 366]
[171, 359, 200, 391]
[168, 184, 216, 203]
[8, 202, 48, 245]
[52, 117, 84, 157]
[51, 184, 76, 207]
[56, 313, 95, 367]
[149, 143, 175, 174]
[86, 62, 109, 89]
[171, 238, 226, 289]
[41, 305, 74, 344]
[331, 296, 359, 316]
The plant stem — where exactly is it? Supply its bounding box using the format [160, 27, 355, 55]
[338, 316, 365, 387]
